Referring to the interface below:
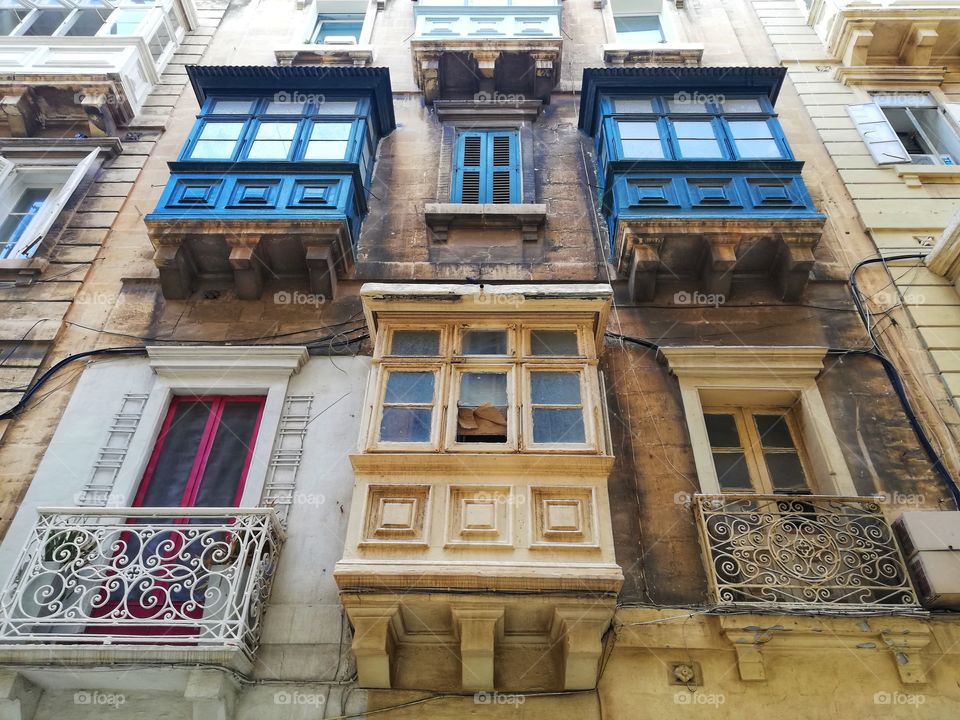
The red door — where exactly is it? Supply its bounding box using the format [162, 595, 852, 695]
[90, 396, 265, 637]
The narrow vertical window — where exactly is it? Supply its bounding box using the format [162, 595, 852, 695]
[452, 130, 520, 204]
[378, 371, 436, 443]
[529, 371, 586, 444]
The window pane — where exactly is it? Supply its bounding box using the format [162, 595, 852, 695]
[193, 401, 262, 508]
[209, 100, 255, 115]
[735, 139, 782, 158]
[247, 122, 297, 160]
[457, 372, 508, 442]
[729, 120, 773, 139]
[147, 21, 172, 61]
[379, 408, 432, 442]
[459, 372, 507, 406]
[384, 372, 434, 404]
[619, 121, 659, 139]
[531, 372, 581, 405]
[105, 9, 147, 34]
[713, 452, 752, 491]
[704, 413, 741, 449]
[316, 100, 359, 115]
[190, 122, 244, 159]
[613, 14, 663, 43]
[754, 414, 795, 449]
[137, 400, 213, 507]
[532, 409, 585, 443]
[304, 122, 352, 160]
[390, 330, 440, 356]
[674, 120, 723, 158]
[723, 99, 763, 113]
[0, 10, 30, 35]
[23, 9, 68, 35]
[265, 100, 305, 115]
[0, 187, 53, 259]
[612, 98, 654, 114]
[462, 330, 507, 355]
[621, 139, 665, 158]
[765, 453, 808, 493]
[530, 330, 578, 356]
[668, 100, 708, 113]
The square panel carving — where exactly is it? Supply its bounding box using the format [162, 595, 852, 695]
[289, 180, 338, 208]
[686, 178, 741, 208]
[363, 485, 431, 544]
[530, 487, 597, 547]
[227, 179, 281, 208]
[169, 178, 221, 208]
[627, 179, 680, 208]
[445, 486, 512, 547]
[745, 178, 805, 209]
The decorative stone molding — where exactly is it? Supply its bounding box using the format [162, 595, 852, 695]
[661, 345, 857, 496]
[602, 43, 704, 66]
[926, 208, 960, 282]
[452, 606, 504, 690]
[274, 46, 374, 67]
[433, 99, 544, 122]
[424, 203, 548, 244]
[895, 164, 960, 188]
[550, 607, 614, 690]
[615, 216, 824, 301]
[147, 345, 309, 380]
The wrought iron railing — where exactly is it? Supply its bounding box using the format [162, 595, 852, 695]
[0, 508, 284, 658]
[693, 494, 918, 609]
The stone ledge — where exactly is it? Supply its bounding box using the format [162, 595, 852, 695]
[895, 164, 960, 187]
[274, 45, 374, 67]
[602, 42, 704, 66]
[424, 203, 547, 243]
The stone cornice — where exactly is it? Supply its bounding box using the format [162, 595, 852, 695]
[660, 345, 828, 382]
[147, 345, 309, 379]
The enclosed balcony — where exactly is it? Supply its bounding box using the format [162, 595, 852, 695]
[693, 494, 918, 609]
[579, 66, 825, 301]
[336, 283, 621, 693]
[144, 65, 395, 300]
[814, 0, 960, 84]
[0, 0, 196, 136]
[411, 0, 562, 103]
[0, 507, 283, 672]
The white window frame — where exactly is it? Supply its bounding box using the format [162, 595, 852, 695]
[302, 0, 377, 46]
[661, 346, 857, 496]
[602, 0, 680, 46]
[850, 90, 960, 167]
[0, 148, 98, 264]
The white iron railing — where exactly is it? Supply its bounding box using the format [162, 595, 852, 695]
[0, 508, 284, 659]
[694, 494, 919, 609]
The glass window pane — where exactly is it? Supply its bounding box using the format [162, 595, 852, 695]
[105, 9, 147, 34]
[612, 98, 654, 114]
[379, 408, 432, 442]
[265, 100, 305, 115]
[531, 372, 581, 405]
[148, 21, 172, 61]
[462, 330, 507, 355]
[668, 99, 708, 113]
[754, 414, 796, 449]
[729, 120, 773, 139]
[704, 413, 741, 449]
[532, 408, 585, 443]
[209, 100, 255, 115]
[459, 372, 507, 407]
[23, 9, 68, 34]
[390, 330, 440, 356]
[198, 122, 244, 140]
[190, 122, 244, 159]
[193, 401, 262, 508]
[384, 372, 434, 404]
[530, 330, 579, 356]
[713, 452, 752, 491]
[0, 187, 53, 260]
[621, 139, 665, 158]
[311, 122, 352, 140]
[765, 453, 808, 493]
[315, 100, 359, 115]
[674, 121, 723, 157]
[723, 98, 763, 113]
[618, 120, 659, 139]
[613, 14, 663, 43]
[0, 10, 30, 35]
[247, 122, 297, 160]
[734, 139, 782, 159]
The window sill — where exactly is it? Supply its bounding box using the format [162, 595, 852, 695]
[0, 256, 48, 283]
[424, 203, 547, 243]
[274, 44, 374, 67]
[895, 164, 960, 187]
[602, 42, 704, 66]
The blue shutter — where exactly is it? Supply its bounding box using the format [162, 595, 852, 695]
[452, 130, 520, 203]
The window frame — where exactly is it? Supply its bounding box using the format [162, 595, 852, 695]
[182, 96, 369, 164]
[702, 404, 814, 495]
[612, 13, 665, 44]
[368, 321, 600, 453]
[602, 94, 792, 163]
[451, 129, 522, 204]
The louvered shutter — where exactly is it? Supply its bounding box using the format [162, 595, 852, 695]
[488, 131, 519, 204]
[848, 103, 910, 166]
[452, 130, 520, 203]
[453, 132, 484, 203]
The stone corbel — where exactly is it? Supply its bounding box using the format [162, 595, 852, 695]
[550, 608, 612, 690]
[842, 22, 874, 66]
[626, 235, 663, 302]
[776, 235, 817, 300]
[899, 22, 939, 67]
[0, 671, 40, 720]
[720, 627, 775, 681]
[154, 244, 196, 301]
[882, 630, 931, 685]
[472, 51, 501, 80]
[184, 669, 237, 720]
[0, 92, 38, 138]
[452, 607, 504, 691]
[79, 92, 118, 138]
[303, 239, 338, 300]
[419, 53, 440, 104]
[228, 241, 266, 300]
[350, 607, 399, 689]
[530, 50, 558, 101]
[700, 235, 739, 297]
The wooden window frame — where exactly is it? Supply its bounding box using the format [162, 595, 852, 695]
[522, 365, 597, 452]
[369, 364, 445, 451]
[702, 404, 813, 495]
[445, 364, 518, 452]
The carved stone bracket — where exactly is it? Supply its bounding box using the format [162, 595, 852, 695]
[452, 607, 505, 691]
[349, 606, 399, 689]
[550, 608, 613, 690]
